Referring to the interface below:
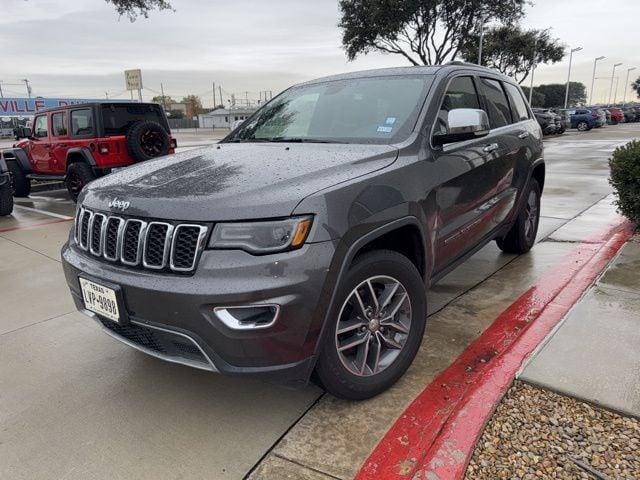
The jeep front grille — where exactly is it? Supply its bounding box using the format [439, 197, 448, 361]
[75, 208, 208, 273]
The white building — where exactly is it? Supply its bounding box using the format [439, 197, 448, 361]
[198, 107, 257, 129]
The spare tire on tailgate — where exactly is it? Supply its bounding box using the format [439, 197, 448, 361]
[126, 121, 170, 162]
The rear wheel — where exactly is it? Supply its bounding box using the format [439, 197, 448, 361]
[497, 179, 541, 254]
[66, 162, 96, 202]
[0, 183, 13, 216]
[315, 250, 427, 400]
[577, 121, 589, 131]
[7, 161, 30, 197]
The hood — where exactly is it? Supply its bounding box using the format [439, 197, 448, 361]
[81, 142, 398, 221]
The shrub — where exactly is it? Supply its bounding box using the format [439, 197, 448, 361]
[609, 140, 640, 225]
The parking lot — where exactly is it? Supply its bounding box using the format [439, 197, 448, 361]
[0, 123, 637, 479]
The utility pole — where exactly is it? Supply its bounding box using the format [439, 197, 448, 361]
[609, 63, 623, 105]
[22, 79, 32, 98]
[564, 46, 582, 108]
[105, 92, 109, 99]
[245, 91, 249, 107]
[589, 56, 606, 105]
[0, 81, 3, 99]
[212, 82, 216, 108]
[613, 76, 620, 104]
[219, 86, 223, 107]
[623, 67, 636, 105]
[160, 82, 167, 110]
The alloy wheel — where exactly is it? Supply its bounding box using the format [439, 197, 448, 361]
[335, 275, 412, 377]
[524, 189, 539, 242]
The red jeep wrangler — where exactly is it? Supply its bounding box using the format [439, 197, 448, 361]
[1, 102, 176, 201]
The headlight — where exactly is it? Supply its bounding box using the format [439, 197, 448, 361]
[209, 216, 313, 254]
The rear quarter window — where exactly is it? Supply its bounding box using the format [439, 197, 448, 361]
[101, 104, 166, 136]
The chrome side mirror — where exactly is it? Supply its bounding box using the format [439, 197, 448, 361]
[433, 108, 490, 146]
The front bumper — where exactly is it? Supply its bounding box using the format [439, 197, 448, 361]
[62, 239, 336, 385]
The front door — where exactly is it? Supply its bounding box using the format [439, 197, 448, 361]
[430, 75, 515, 273]
[30, 115, 52, 172]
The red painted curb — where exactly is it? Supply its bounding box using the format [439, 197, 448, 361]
[355, 220, 632, 480]
[0, 217, 73, 233]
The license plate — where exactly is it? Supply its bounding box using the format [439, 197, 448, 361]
[79, 277, 120, 323]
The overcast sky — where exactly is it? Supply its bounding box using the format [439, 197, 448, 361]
[1, 0, 639, 105]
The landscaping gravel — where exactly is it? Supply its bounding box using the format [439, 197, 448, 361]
[465, 381, 640, 479]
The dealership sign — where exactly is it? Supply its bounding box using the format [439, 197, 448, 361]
[0, 97, 105, 117]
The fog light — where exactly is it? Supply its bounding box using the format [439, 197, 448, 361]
[214, 305, 279, 330]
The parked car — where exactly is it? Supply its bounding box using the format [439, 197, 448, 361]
[2, 102, 177, 202]
[602, 109, 613, 125]
[0, 156, 13, 216]
[565, 109, 598, 131]
[607, 107, 625, 124]
[621, 107, 640, 122]
[532, 109, 557, 135]
[61, 65, 545, 400]
[587, 108, 607, 127]
[552, 108, 571, 133]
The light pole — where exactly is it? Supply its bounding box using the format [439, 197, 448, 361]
[623, 67, 636, 105]
[609, 63, 623, 105]
[564, 46, 582, 108]
[589, 56, 605, 105]
[613, 76, 620, 104]
[21, 79, 32, 98]
[528, 36, 539, 105]
[477, 19, 488, 66]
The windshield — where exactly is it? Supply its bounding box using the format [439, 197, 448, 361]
[225, 75, 432, 144]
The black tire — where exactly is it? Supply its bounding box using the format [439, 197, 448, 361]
[126, 121, 170, 162]
[497, 179, 541, 254]
[0, 184, 13, 216]
[7, 160, 30, 197]
[315, 250, 427, 400]
[577, 121, 589, 132]
[66, 162, 96, 202]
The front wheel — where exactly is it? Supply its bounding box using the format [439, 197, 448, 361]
[315, 250, 427, 400]
[0, 183, 13, 216]
[66, 162, 96, 202]
[7, 161, 30, 197]
[497, 179, 541, 254]
[576, 121, 590, 132]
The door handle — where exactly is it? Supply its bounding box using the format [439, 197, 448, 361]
[518, 132, 530, 139]
[483, 143, 499, 153]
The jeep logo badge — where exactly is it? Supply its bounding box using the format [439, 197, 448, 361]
[108, 198, 130, 211]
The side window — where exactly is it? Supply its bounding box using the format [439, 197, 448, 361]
[479, 78, 513, 129]
[70, 109, 94, 136]
[503, 83, 530, 122]
[52, 112, 67, 136]
[34, 116, 48, 138]
[435, 76, 481, 135]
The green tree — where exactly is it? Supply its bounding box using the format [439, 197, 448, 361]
[105, 0, 172, 20]
[535, 83, 587, 108]
[151, 95, 175, 106]
[632, 77, 640, 99]
[520, 87, 546, 108]
[181, 95, 204, 117]
[460, 26, 565, 84]
[338, 0, 526, 65]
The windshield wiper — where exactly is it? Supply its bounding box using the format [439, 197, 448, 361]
[268, 137, 345, 144]
[224, 138, 273, 143]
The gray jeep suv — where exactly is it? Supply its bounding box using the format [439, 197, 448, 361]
[61, 64, 544, 400]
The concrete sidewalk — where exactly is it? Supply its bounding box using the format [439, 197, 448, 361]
[520, 234, 640, 418]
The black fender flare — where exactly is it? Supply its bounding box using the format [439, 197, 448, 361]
[308, 216, 428, 366]
[1, 148, 32, 173]
[66, 147, 97, 168]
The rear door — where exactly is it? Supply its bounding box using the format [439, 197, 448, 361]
[431, 74, 511, 271]
[50, 111, 70, 174]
